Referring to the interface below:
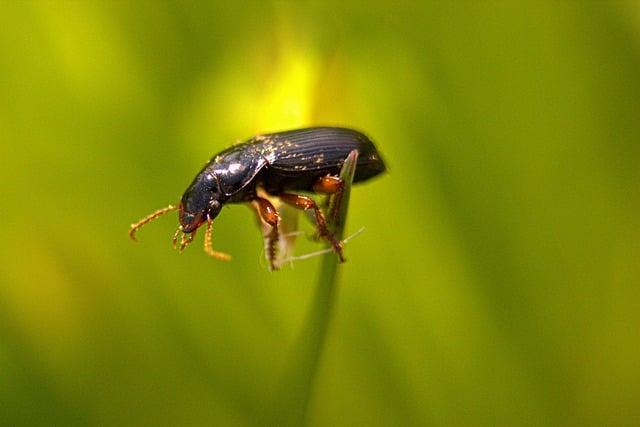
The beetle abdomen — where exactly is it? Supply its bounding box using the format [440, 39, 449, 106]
[265, 127, 385, 179]
[254, 127, 385, 193]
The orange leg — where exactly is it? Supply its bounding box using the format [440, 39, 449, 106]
[313, 175, 344, 224]
[203, 218, 232, 261]
[278, 193, 345, 262]
[251, 197, 280, 270]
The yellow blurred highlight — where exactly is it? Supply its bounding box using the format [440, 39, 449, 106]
[177, 19, 318, 159]
[253, 52, 317, 132]
[251, 8, 319, 132]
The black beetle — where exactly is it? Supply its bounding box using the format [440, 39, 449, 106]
[129, 126, 386, 269]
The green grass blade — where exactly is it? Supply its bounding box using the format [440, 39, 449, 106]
[275, 150, 359, 425]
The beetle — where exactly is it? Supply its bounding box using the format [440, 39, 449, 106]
[129, 126, 386, 270]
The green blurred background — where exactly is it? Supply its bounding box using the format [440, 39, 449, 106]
[1, 1, 639, 426]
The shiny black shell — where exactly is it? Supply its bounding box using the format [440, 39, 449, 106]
[195, 126, 386, 202]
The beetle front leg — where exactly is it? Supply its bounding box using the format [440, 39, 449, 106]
[251, 197, 280, 270]
[278, 193, 345, 262]
[203, 218, 232, 261]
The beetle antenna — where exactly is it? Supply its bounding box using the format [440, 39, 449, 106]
[129, 204, 179, 242]
[204, 218, 232, 261]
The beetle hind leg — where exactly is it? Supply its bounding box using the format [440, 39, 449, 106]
[278, 193, 345, 262]
[312, 175, 344, 224]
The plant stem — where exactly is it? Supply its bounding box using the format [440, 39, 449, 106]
[276, 150, 359, 425]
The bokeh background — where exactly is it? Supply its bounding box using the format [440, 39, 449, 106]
[1, 1, 639, 426]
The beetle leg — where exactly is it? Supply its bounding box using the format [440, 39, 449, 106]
[312, 175, 344, 225]
[251, 197, 280, 270]
[204, 218, 232, 261]
[278, 193, 345, 262]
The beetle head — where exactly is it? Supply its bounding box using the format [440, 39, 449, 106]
[128, 171, 224, 252]
[179, 174, 223, 233]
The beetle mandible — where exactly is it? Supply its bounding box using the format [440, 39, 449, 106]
[129, 126, 386, 270]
